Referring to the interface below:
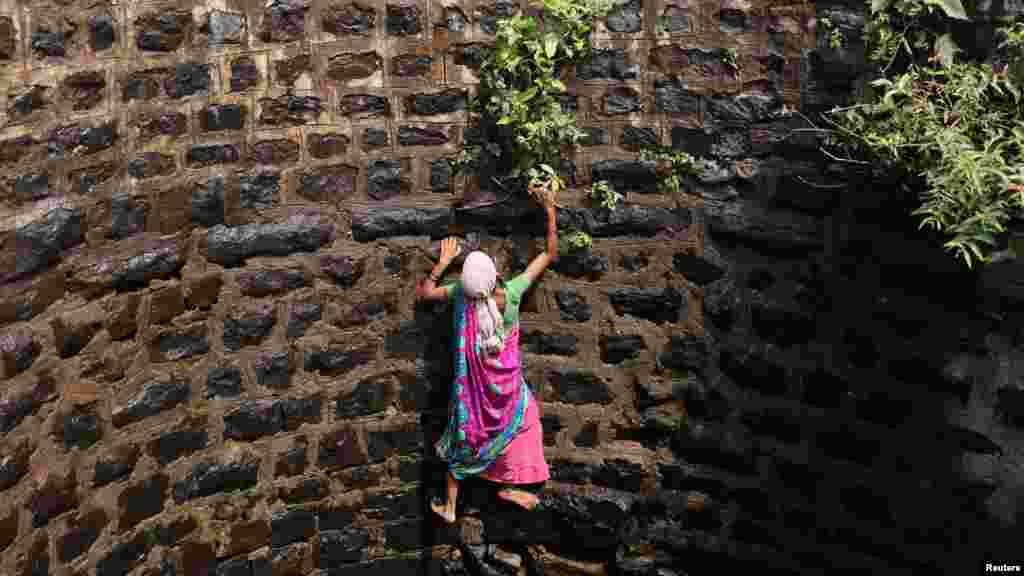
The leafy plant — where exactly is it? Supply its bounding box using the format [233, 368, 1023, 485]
[722, 48, 740, 74]
[823, 0, 1024, 268]
[558, 228, 592, 254]
[819, 16, 844, 50]
[457, 0, 614, 193]
[588, 180, 622, 210]
[639, 145, 706, 196]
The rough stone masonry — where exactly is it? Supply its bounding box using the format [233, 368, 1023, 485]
[8, 0, 1024, 575]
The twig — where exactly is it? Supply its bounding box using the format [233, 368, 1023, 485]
[795, 175, 848, 189]
[819, 146, 871, 165]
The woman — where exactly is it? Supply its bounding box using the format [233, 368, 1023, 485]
[415, 196, 558, 523]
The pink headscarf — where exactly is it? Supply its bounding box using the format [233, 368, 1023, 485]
[461, 251, 504, 356]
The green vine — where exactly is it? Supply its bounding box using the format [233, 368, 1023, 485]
[823, 0, 1024, 268]
[453, 0, 614, 193]
[639, 145, 707, 196]
[588, 180, 622, 210]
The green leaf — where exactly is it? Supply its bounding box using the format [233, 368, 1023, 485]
[934, 0, 969, 19]
[870, 0, 892, 12]
[544, 34, 558, 59]
[497, 116, 513, 125]
[934, 33, 959, 67]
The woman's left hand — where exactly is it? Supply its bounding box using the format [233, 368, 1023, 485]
[439, 236, 461, 265]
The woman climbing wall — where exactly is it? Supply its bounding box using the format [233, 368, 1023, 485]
[414, 190, 558, 524]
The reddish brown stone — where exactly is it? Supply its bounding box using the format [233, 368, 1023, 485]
[118, 474, 168, 531]
[0, 506, 16, 552]
[275, 53, 312, 86]
[186, 273, 222, 310]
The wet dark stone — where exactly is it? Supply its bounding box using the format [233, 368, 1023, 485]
[199, 104, 246, 132]
[164, 63, 210, 99]
[48, 122, 117, 158]
[363, 128, 389, 148]
[706, 92, 779, 126]
[112, 381, 191, 428]
[118, 474, 169, 531]
[205, 222, 333, 266]
[9, 85, 48, 118]
[148, 425, 208, 465]
[581, 126, 610, 147]
[271, 509, 317, 548]
[386, 2, 422, 35]
[577, 49, 638, 80]
[128, 152, 175, 180]
[31, 28, 67, 58]
[206, 10, 245, 45]
[96, 532, 150, 576]
[207, 366, 243, 398]
[122, 70, 163, 102]
[555, 289, 591, 322]
[445, 6, 467, 31]
[29, 473, 78, 527]
[60, 406, 102, 449]
[671, 127, 714, 156]
[135, 12, 191, 52]
[191, 176, 226, 227]
[398, 125, 448, 146]
[452, 43, 490, 69]
[223, 400, 285, 441]
[239, 171, 281, 209]
[6, 208, 83, 283]
[223, 304, 277, 351]
[323, 2, 376, 36]
[230, 56, 261, 92]
[351, 206, 452, 241]
[523, 331, 578, 356]
[339, 93, 390, 117]
[239, 269, 306, 297]
[327, 51, 382, 81]
[61, 71, 107, 111]
[430, 160, 451, 192]
[58, 510, 107, 563]
[602, 86, 641, 114]
[93, 447, 139, 487]
[318, 528, 370, 567]
[257, 0, 309, 43]
[305, 347, 375, 376]
[13, 172, 50, 202]
[405, 89, 467, 115]
[655, 78, 702, 115]
[620, 126, 658, 151]
[719, 8, 753, 32]
[287, 303, 322, 338]
[606, 0, 642, 32]
[260, 94, 323, 126]
[367, 160, 405, 200]
[307, 133, 349, 159]
[254, 351, 292, 388]
[321, 255, 363, 287]
[607, 286, 685, 323]
[719, 346, 787, 396]
[555, 249, 608, 279]
[600, 335, 645, 364]
[297, 165, 358, 201]
[673, 252, 725, 286]
[250, 139, 300, 165]
[187, 144, 240, 167]
[591, 159, 657, 193]
[336, 376, 392, 418]
[621, 253, 649, 271]
[660, 3, 689, 32]
[392, 54, 432, 77]
[172, 456, 261, 503]
[546, 369, 612, 404]
[152, 325, 209, 362]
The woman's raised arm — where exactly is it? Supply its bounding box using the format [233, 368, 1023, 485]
[416, 237, 460, 302]
[520, 200, 558, 285]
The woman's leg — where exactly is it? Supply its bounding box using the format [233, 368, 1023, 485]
[431, 471, 459, 523]
[496, 488, 539, 510]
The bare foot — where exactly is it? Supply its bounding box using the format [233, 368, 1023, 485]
[430, 497, 456, 524]
[497, 489, 539, 510]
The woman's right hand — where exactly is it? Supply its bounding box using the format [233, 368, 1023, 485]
[439, 236, 461, 265]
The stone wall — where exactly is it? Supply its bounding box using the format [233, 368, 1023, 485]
[2, 0, 1024, 574]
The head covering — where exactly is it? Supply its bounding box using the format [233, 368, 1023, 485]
[461, 251, 504, 356]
